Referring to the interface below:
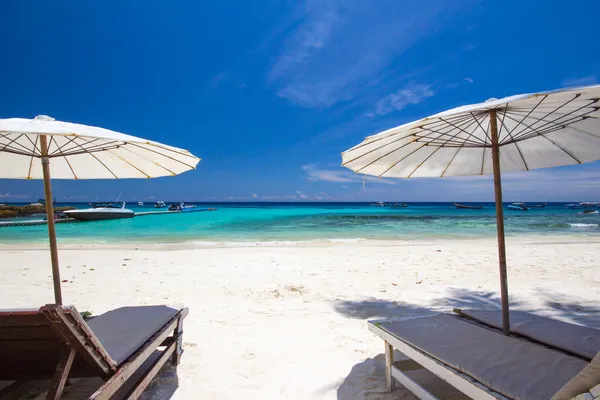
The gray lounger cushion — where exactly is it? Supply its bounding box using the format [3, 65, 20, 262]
[87, 305, 179, 364]
[461, 310, 600, 360]
[377, 314, 588, 400]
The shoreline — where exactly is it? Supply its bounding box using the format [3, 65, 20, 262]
[2, 233, 600, 251]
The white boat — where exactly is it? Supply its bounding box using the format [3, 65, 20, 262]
[63, 202, 134, 221]
[154, 201, 166, 208]
[507, 202, 528, 211]
[138, 201, 144, 206]
[168, 202, 196, 212]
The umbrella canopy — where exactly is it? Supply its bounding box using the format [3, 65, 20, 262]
[0, 115, 199, 179]
[341, 85, 600, 334]
[0, 115, 201, 304]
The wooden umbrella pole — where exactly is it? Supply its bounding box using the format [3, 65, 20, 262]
[489, 110, 510, 335]
[40, 135, 63, 305]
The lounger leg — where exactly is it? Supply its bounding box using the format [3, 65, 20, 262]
[46, 348, 76, 400]
[385, 341, 395, 392]
[172, 314, 184, 366]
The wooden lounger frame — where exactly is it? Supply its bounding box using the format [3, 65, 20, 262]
[369, 321, 509, 400]
[0, 304, 188, 400]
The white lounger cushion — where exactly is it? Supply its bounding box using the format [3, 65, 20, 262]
[376, 314, 588, 400]
[87, 305, 180, 364]
[460, 310, 600, 360]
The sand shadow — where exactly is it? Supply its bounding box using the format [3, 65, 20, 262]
[333, 287, 600, 399]
[333, 298, 435, 321]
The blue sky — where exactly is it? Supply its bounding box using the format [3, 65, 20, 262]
[1, 0, 600, 202]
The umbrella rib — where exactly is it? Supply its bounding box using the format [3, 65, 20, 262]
[500, 110, 529, 170]
[505, 94, 546, 131]
[28, 135, 39, 179]
[53, 137, 108, 157]
[51, 136, 94, 157]
[376, 143, 429, 177]
[508, 94, 581, 139]
[441, 114, 489, 177]
[480, 114, 492, 175]
[341, 132, 417, 163]
[376, 118, 478, 177]
[410, 115, 485, 178]
[65, 140, 123, 156]
[345, 114, 473, 154]
[128, 143, 198, 169]
[119, 146, 178, 175]
[351, 115, 480, 173]
[538, 134, 582, 164]
[470, 111, 492, 145]
[408, 114, 485, 178]
[88, 152, 119, 179]
[63, 156, 78, 179]
[105, 149, 151, 178]
[501, 111, 594, 144]
[437, 117, 486, 145]
[129, 141, 196, 158]
[47, 136, 57, 155]
[417, 118, 485, 147]
[506, 104, 598, 141]
[49, 136, 88, 156]
[0, 133, 38, 155]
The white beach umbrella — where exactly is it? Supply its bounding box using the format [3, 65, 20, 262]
[0, 115, 201, 304]
[341, 85, 600, 334]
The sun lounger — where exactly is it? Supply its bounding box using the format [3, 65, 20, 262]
[369, 314, 600, 400]
[0, 304, 188, 399]
[456, 309, 600, 361]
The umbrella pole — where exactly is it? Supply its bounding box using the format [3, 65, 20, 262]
[489, 110, 510, 335]
[40, 135, 63, 305]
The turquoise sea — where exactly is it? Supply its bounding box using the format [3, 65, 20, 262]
[0, 202, 599, 244]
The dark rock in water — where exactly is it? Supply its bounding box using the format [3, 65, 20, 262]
[0, 204, 76, 219]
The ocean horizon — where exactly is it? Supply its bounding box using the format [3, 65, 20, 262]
[1, 201, 599, 244]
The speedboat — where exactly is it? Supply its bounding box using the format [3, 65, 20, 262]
[63, 202, 134, 221]
[507, 202, 528, 211]
[154, 201, 166, 208]
[389, 202, 408, 208]
[454, 202, 483, 209]
[138, 201, 144, 206]
[370, 202, 388, 207]
[168, 202, 196, 212]
[530, 203, 548, 208]
[565, 203, 583, 209]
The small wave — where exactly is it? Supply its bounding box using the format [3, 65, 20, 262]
[569, 223, 599, 228]
[327, 238, 367, 243]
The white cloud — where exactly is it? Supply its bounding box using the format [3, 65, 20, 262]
[296, 190, 309, 199]
[561, 75, 597, 87]
[268, 1, 468, 108]
[209, 72, 227, 88]
[64, 195, 88, 200]
[464, 77, 474, 83]
[302, 164, 395, 184]
[0, 193, 29, 199]
[369, 83, 435, 116]
[252, 193, 259, 199]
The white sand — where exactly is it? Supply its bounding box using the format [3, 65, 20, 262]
[1, 236, 600, 399]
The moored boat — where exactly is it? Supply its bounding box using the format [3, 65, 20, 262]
[64, 202, 134, 221]
[168, 202, 196, 212]
[530, 203, 548, 208]
[389, 202, 408, 208]
[154, 201, 166, 208]
[454, 202, 483, 209]
[507, 202, 528, 211]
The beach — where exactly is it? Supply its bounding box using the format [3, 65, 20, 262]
[2, 236, 599, 399]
